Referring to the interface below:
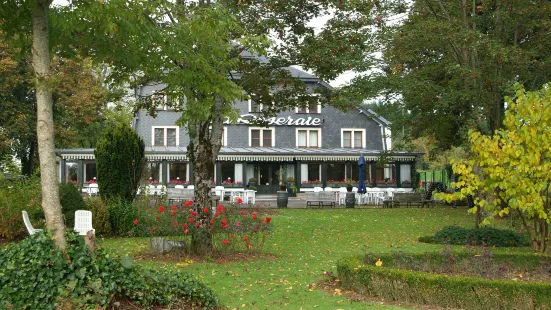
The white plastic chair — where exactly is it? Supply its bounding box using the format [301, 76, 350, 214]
[174, 185, 185, 189]
[338, 188, 347, 205]
[22, 211, 43, 235]
[74, 210, 95, 236]
[147, 184, 157, 195]
[244, 190, 256, 204]
[313, 186, 323, 192]
[214, 186, 225, 201]
[187, 185, 194, 189]
[324, 187, 333, 192]
[88, 183, 99, 196]
[232, 191, 245, 203]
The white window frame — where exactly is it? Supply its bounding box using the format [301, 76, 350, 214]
[295, 95, 321, 114]
[151, 92, 168, 110]
[222, 127, 228, 147]
[340, 128, 366, 148]
[152, 126, 179, 146]
[249, 127, 275, 147]
[295, 128, 321, 148]
[248, 98, 263, 113]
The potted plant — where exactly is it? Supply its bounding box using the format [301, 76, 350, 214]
[277, 183, 288, 208]
[285, 177, 296, 197]
[248, 177, 257, 187]
[386, 179, 397, 187]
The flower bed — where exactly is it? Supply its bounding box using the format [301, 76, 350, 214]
[337, 252, 551, 310]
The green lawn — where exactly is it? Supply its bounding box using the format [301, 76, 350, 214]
[102, 207, 530, 309]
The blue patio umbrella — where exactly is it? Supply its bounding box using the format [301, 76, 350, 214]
[357, 155, 367, 194]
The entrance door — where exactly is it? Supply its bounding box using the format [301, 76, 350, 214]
[255, 163, 281, 194]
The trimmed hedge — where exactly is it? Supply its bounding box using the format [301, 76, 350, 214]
[419, 225, 529, 247]
[337, 254, 551, 310]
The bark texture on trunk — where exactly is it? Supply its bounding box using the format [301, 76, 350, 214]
[187, 100, 225, 254]
[32, 0, 66, 251]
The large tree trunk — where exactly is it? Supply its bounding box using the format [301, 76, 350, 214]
[32, 0, 66, 251]
[187, 101, 225, 255]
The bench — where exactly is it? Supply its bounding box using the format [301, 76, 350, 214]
[306, 192, 336, 208]
[387, 193, 423, 208]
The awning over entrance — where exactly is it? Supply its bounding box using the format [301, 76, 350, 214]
[56, 147, 421, 162]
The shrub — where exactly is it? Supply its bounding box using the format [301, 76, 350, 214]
[59, 182, 85, 229]
[420, 225, 529, 247]
[0, 176, 42, 240]
[338, 254, 551, 310]
[0, 232, 219, 309]
[107, 197, 138, 236]
[84, 197, 110, 236]
[94, 123, 145, 202]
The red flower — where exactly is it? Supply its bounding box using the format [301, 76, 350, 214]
[230, 234, 234, 238]
[210, 218, 215, 225]
[183, 223, 188, 229]
[147, 227, 151, 231]
[222, 239, 230, 245]
[252, 214, 257, 220]
[243, 236, 249, 241]
[235, 221, 241, 227]
[223, 224, 229, 229]
[189, 218, 195, 223]
[214, 212, 220, 218]
[158, 205, 165, 212]
[170, 205, 177, 211]
[221, 218, 227, 225]
[172, 221, 178, 227]
[191, 211, 198, 217]
[171, 211, 176, 217]
[236, 197, 243, 204]
[203, 207, 209, 214]
[195, 222, 200, 227]
[266, 216, 272, 223]
[184, 229, 189, 234]
[133, 219, 139, 225]
[217, 204, 225, 213]
[185, 200, 194, 207]
[155, 215, 160, 220]
[240, 210, 246, 215]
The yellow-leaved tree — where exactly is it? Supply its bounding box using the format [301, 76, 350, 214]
[437, 83, 551, 253]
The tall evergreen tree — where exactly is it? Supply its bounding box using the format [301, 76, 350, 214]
[94, 123, 145, 203]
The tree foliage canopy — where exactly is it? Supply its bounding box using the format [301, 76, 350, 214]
[437, 83, 551, 253]
[347, 0, 551, 150]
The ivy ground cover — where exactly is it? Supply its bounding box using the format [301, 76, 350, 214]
[103, 207, 531, 309]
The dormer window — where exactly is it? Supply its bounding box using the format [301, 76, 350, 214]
[152, 92, 168, 110]
[296, 97, 320, 114]
[249, 98, 263, 113]
[152, 126, 179, 146]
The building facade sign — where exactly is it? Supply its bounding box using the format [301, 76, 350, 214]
[224, 114, 323, 126]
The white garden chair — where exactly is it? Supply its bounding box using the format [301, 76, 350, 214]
[22, 210, 43, 235]
[338, 188, 347, 205]
[187, 185, 194, 189]
[214, 186, 225, 201]
[313, 186, 323, 192]
[74, 210, 95, 236]
[244, 190, 256, 204]
[88, 183, 99, 196]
